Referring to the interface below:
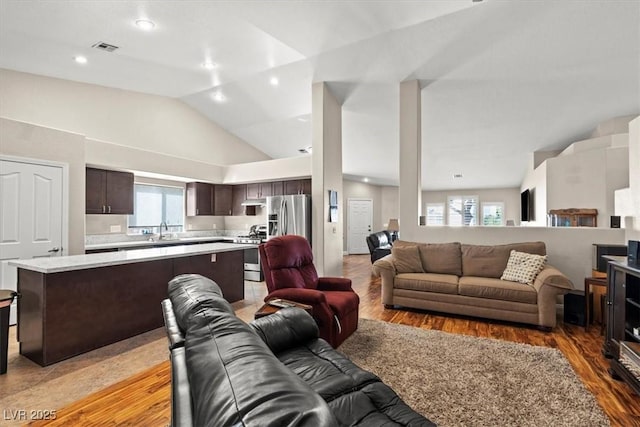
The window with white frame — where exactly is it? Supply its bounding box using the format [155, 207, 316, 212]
[128, 184, 184, 233]
[482, 202, 505, 226]
[448, 195, 478, 226]
[425, 203, 445, 225]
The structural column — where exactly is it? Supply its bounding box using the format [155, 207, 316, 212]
[311, 82, 344, 277]
[398, 80, 422, 240]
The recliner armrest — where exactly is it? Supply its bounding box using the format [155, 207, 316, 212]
[251, 308, 320, 354]
[265, 288, 328, 305]
[317, 277, 353, 292]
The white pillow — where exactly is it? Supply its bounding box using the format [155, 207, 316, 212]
[501, 250, 547, 284]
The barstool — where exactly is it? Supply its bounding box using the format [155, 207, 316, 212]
[0, 290, 17, 375]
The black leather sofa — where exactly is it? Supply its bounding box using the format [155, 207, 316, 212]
[366, 230, 393, 263]
[162, 274, 435, 427]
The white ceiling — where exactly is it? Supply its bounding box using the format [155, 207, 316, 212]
[1, 1, 638, 189]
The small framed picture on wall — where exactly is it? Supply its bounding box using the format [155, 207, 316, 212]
[329, 190, 338, 222]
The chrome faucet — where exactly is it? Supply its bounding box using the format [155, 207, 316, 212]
[159, 221, 168, 240]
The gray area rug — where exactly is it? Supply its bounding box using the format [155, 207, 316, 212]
[338, 319, 609, 427]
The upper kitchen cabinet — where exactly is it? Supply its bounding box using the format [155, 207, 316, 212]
[246, 182, 272, 199]
[86, 167, 134, 214]
[284, 179, 311, 195]
[213, 185, 233, 216]
[186, 182, 213, 216]
[271, 180, 284, 196]
[186, 182, 233, 216]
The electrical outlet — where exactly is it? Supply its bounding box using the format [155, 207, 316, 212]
[188, 224, 193, 230]
[213, 223, 217, 229]
[110, 225, 121, 233]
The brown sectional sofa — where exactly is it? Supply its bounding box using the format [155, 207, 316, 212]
[372, 241, 574, 329]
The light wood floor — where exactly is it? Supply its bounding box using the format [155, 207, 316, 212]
[30, 255, 640, 426]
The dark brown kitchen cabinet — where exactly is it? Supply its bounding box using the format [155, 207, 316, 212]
[246, 182, 272, 199]
[186, 182, 213, 216]
[232, 184, 256, 216]
[213, 185, 233, 216]
[232, 184, 247, 216]
[284, 179, 312, 195]
[271, 180, 284, 196]
[85, 167, 134, 214]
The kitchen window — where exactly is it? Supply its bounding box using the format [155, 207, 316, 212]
[128, 184, 184, 233]
[448, 195, 478, 226]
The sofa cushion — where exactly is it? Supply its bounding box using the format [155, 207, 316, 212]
[501, 250, 547, 284]
[458, 276, 538, 304]
[461, 242, 546, 278]
[417, 242, 462, 276]
[391, 244, 424, 273]
[395, 273, 459, 294]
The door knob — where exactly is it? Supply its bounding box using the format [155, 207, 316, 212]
[48, 247, 60, 253]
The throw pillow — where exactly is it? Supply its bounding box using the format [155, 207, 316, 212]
[501, 250, 547, 284]
[392, 245, 425, 273]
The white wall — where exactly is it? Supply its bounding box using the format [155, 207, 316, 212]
[626, 116, 640, 241]
[546, 144, 629, 227]
[381, 186, 400, 229]
[312, 83, 344, 276]
[0, 119, 86, 255]
[224, 156, 311, 183]
[86, 138, 225, 183]
[0, 69, 270, 166]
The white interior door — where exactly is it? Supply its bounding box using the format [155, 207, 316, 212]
[347, 199, 373, 254]
[0, 159, 64, 324]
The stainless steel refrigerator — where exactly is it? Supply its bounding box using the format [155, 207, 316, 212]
[266, 194, 312, 242]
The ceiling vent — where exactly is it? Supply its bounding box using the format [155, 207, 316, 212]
[92, 42, 119, 52]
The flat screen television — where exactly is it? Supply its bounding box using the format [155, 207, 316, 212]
[520, 189, 530, 222]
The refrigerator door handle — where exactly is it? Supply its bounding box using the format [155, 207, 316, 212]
[279, 198, 285, 236]
[283, 199, 289, 235]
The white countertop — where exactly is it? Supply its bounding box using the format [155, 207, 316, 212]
[10, 242, 255, 274]
[85, 236, 234, 251]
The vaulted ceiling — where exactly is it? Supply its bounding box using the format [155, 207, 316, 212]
[1, 1, 638, 189]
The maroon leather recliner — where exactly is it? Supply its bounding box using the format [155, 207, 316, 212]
[258, 235, 359, 348]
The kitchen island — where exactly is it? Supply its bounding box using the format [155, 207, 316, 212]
[10, 242, 251, 366]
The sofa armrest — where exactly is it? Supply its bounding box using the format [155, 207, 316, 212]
[533, 266, 574, 292]
[372, 254, 395, 275]
[534, 265, 574, 328]
[251, 307, 320, 354]
[317, 277, 353, 292]
[372, 255, 396, 305]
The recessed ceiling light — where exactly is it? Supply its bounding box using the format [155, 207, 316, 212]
[212, 92, 226, 103]
[74, 55, 88, 64]
[270, 76, 279, 86]
[202, 61, 218, 70]
[135, 19, 155, 31]
[363, 178, 369, 183]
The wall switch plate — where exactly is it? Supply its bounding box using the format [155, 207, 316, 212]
[188, 224, 193, 230]
[213, 223, 217, 229]
[110, 225, 121, 233]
